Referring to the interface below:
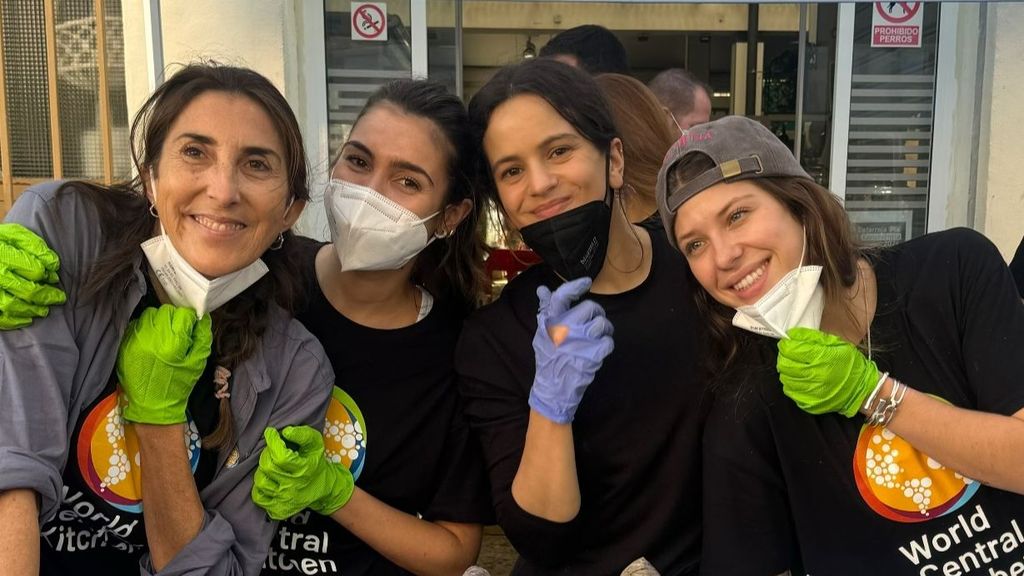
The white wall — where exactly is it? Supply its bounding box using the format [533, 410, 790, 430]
[119, 0, 330, 239]
[975, 2, 1024, 260]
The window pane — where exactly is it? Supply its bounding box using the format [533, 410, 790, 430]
[845, 2, 939, 245]
[428, 0, 458, 97]
[2, 0, 54, 179]
[55, 0, 103, 179]
[104, 0, 130, 180]
[325, 0, 413, 160]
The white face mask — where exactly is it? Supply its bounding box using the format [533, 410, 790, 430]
[667, 110, 684, 136]
[325, 179, 441, 272]
[141, 172, 270, 317]
[731, 230, 825, 339]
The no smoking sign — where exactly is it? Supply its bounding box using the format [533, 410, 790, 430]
[871, 2, 924, 48]
[352, 2, 388, 42]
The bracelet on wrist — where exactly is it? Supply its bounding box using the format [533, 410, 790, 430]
[863, 371, 889, 413]
[867, 376, 907, 428]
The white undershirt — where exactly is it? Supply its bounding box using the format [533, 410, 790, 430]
[416, 286, 433, 323]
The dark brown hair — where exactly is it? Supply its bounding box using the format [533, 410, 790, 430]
[68, 61, 311, 449]
[595, 73, 676, 222]
[538, 24, 629, 75]
[347, 79, 485, 311]
[670, 152, 863, 375]
[469, 58, 618, 236]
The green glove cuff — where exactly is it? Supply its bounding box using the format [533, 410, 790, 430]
[778, 327, 879, 418]
[309, 462, 355, 515]
[121, 393, 191, 425]
[253, 426, 356, 519]
[117, 306, 213, 424]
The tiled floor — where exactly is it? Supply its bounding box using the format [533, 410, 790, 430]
[476, 526, 517, 576]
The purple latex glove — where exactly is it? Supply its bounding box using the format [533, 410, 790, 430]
[529, 277, 615, 424]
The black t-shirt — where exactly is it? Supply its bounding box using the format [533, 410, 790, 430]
[40, 276, 222, 574]
[260, 239, 492, 576]
[456, 224, 706, 576]
[701, 228, 1024, 576]
[1011, 235, 1024, 298]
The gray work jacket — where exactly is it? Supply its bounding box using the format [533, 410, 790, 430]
[0, 182, 334, 575]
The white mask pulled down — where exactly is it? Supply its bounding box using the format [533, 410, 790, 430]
[731, 231, 825, 339]
[325, 179, 440, 271]
[141, 174, 269, 317]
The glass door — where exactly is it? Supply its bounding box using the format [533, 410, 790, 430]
[833, 2, 940, 245]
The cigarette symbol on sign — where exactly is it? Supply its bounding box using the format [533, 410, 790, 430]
[876, 1, 921, 24]
[353, 4, 385, 39]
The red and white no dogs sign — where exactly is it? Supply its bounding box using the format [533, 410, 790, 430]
[352, 2, 388, 42]
[871, 2, 923, 48]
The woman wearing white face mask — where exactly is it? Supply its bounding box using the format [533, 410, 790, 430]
[0, 63, 333, 576]
[249, 80, 493, 576]
[0, 79, 492, 575]
[658, 116, 1024, 575]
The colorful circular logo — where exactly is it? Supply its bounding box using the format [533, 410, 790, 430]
[322, 387, 367, 480]
[75, 392, 201, 513]
[853, 399, 978, 522]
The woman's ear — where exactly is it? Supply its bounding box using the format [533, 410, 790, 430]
[439, 199, 473, 237]
[609, 137, 625, 190]
[282, 198, 307, 230]
[142, 165, 155, 204]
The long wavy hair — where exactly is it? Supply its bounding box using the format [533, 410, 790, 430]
[595, 73, 677, 222]
[65, 61, 311, 449]
[669, 152, 864, 378]
[346, 79, 486, 312]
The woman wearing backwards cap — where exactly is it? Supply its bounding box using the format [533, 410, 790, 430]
[657, 115, 1024, 575]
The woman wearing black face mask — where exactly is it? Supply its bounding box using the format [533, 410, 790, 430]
[455, 58, 706, 575]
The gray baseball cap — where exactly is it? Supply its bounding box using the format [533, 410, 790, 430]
[656, 115, 812, 251]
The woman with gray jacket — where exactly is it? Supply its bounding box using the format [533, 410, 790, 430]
[0, 63, 333, 575]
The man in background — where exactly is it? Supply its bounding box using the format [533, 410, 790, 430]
[648, 68, 712, 131]
[539, 24, 629, 75]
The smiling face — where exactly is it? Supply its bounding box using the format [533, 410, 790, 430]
[672, 179, 804, 309]
[333, 102, 463, 233]
[482, 94, 623, 230]
[148, 90, 303, 278]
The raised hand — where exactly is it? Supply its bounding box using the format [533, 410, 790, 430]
[117, 305, 213, 424]
[777, 327, 879, 417]
[252, 426, 355, 520]
[529, 277, 615, 424]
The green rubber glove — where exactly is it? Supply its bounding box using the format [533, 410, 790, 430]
[116, 305, 213, 424]
[0, 223, 66, 329]
[251, 426, 355, 520]
[776, 327, 879, 418]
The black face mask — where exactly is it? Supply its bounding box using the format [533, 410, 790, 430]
[520, 185, 613, 281]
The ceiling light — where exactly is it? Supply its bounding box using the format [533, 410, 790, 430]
[523, 37, 536, 60]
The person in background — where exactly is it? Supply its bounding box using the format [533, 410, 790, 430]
[539, 24, 629, 75]
[0, 62, 333, 575]
[457, 58, 703, 575]
[595, 73, 678, 224]
[647, 69, 712, 132]
[657, 116, 1024, 575]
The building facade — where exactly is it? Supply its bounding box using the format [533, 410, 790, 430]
[3, 1, 1021, 259]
